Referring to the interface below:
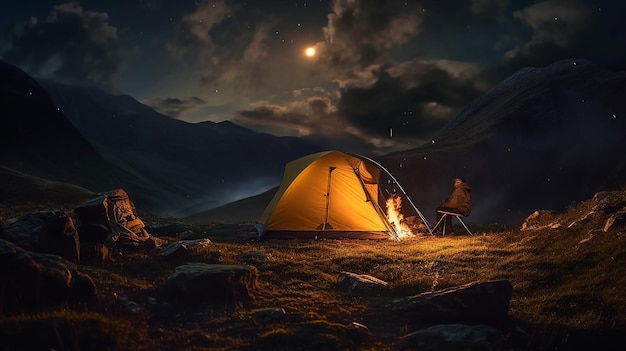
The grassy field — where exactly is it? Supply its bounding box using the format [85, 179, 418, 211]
[1, 190, 626, 350]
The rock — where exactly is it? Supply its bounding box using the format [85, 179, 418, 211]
[520, 210, 556, 231]
[403, 215, 428, 234]
[116, 296, 144, 314]
[604, 211, 626, 232]
[392, 280, 513, 325]
[80, 242, 110, 265]
[347, 321, 370, 342]
[0, 239, 97, 315]
[400, 324, 507, 351]
[166, 263, 257, 304]
[74, 189, 155, 255]
[339, 271, 388, 294]
[592, 191, 617, 203]
[77, 223, 110, 243]
[178, 230, 196, 240]
[144, 236, 166, 251]
[158, 239, 211, 259]
[159, 241, 189, 258]
[75, 189, 149, 240]
[0, 211, 80, 263]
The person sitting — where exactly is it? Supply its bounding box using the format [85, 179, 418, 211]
[434, 178, 471, 234]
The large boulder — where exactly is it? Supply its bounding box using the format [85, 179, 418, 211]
[74, 189, 160, 255]
[75, 189, 148, 238]
[166, 263, 258, 305]
[399, 324, 508, 351]
[392, 280, 513, 326]
[0, 239, 97, 315]
[0, 211, 80, 263]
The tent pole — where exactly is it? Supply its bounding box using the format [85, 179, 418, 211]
[322, 167, 336, 230]
[354, 154, 434, 235]
[352, 162, 400, 241]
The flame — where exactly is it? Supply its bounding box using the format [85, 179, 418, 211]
[386, 194, 414, 239]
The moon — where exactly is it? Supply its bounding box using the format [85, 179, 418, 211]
[305, 47, 316, 58]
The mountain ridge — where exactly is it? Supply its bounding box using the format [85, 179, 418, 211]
[379, 59, 626, 224]
[0, 60, 333, 216]
[3, 58, 625, 224]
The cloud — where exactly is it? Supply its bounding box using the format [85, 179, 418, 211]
[166, 0, 237, 60]
[199, 22, 274, 89]
[413, 0, 510, 30]
[233, 90, 345, 137]
[2, 3, 136, 89]
[318, 0, 422, 75]
[506, 0, 626, 71]
[338, 61, 485, 141]
[141, 96, 207, 118]
[169, 0, 300, 103]
[232, 58, 485, 154]
[470, 0, 511, 24]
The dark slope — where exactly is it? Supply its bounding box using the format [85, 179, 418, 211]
[378, 59, 626, 224]
[183, 186, 278, 224]
[0, 61, 191, 213]
[0, 166, 94, 219]
[37, 78, 326, 216]
[0, 61, 122, 192]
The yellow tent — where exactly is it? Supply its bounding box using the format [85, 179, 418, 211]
[257, 151, 403, 239]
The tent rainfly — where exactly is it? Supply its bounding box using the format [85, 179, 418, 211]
[256, 150, 428, 240]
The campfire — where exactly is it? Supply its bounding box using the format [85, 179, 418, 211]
[386, 193, 424, 239]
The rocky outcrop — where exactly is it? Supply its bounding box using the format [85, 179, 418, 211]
[75, 189, 148, 243]
[0, 189, 162, 265]
[0, 211, 80, 263]
[523, 190, 626, 233]
[74, 189, 164, 261]
[0, 239, 97, 315]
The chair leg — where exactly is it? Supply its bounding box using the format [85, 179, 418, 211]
[455, 216, 473, 235]
[433, 214, 448, 235]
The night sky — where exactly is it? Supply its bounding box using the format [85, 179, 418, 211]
[2, 0, 625, 154]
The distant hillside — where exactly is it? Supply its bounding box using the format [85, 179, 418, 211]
[0, 60, 336, 217]
[36, 78, 328, 216]
[379, 59, 626, 224]
[184, 186, 278, 224]
[0, 166, 94, 219]
[0, 61, 123, 192]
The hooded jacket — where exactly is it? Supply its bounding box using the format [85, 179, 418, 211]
[442, 181, 472, 216]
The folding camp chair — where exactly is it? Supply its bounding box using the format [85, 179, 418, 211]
[432, 209, 473, 235]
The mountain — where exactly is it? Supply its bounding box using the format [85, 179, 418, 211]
[0, 61, 331, 216]
[0, 61, 144, 196]
[34, 75, 329, 216]
[378, 59, 626, 224]
[6, 59, 625, 224]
